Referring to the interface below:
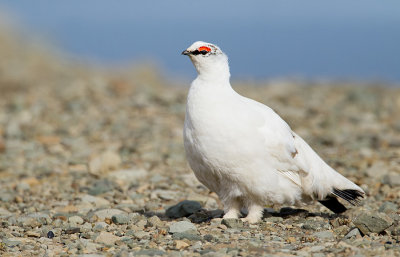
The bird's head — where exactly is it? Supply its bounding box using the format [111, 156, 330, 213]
[182, 41, 230, 80]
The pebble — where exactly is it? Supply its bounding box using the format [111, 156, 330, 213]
[345, 228, 361, 239]
[0, 207, 11, 217]
[146, 215, 163, 228]
[112, 214, 130, 224]
[93, 209, 126, 221]
[378, 202, 398, 214]
[80, 194, 110, 207]
[382, 173, 400, 187]
[313, 231, 335, 240]
[168, 221, 198, 235]
[69, 216, 84, 225]
[354, 212, 394, 235]
[93, 222, 108, 232]
[175, 240, 190, 250]
[165, 200, 202, 218]
[95, 231, 120, 245]
[221, 218, 243, 229]
[89, 151, 122, 176]
[107, 168, 147, 186]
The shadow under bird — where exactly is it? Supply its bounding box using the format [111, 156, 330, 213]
[181, 41, 365, 224]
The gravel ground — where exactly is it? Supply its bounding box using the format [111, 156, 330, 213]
[1, 25, 400, 257]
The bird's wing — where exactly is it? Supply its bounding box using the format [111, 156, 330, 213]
[239, 97, 307, 186]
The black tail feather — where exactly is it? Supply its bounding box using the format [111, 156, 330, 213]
[318, 197, 347, 214]
[319, 188, 364, 214]
[332, 188, 364, 206]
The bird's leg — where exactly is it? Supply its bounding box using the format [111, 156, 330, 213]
[242, 204, 263, 224]
[222, 198, 241, 219]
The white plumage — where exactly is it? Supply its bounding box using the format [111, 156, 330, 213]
[182, 41, 364, 223]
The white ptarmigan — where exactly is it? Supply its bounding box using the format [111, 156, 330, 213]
[182, 41, 364, 224]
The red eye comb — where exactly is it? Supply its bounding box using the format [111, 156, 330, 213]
[199, 46, 211, 52]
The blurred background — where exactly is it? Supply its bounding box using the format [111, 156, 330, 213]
[1, 0, 399, 83]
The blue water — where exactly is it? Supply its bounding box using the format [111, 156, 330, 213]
[1, 0, 399, 82]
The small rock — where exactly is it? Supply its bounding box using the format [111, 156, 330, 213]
[47, 231, 55, 239]
[0, 207, 11, 217]
[265, 217, 284, 223]
[133, 231, 150, 240]
[382, 173, 400, 187]
[302, 219, 330, 230]
[345, 228, 361, 239]
[89, 151, 121, 176]
[203, 234, 214, 242]
[107, 168, 147, 186]
[169, 221, 198, 235]
[88, 179, 116, 195]
[175, 240, 190, 250]
[93, 222, 108, 232]
[313, 231, 334, 239]
[64, 227, 80, 234]
[112, 214, 130, 224]
[80, 194, 110, 207]
[379, 202, 398, 214]
[354, 212, 394, 235]
[94, 209, 126, 221]
[146, 216, 163, 228]
[172, 232, 203, 241]
[153, 190, 178, 200]
[166, 200, 202, 219]
[221, 218, 243, 229]
[134, 249, 165, 256]
[365, 162, 388, 178]
[68, 216, 84, 225]
[26, 231, 40, 237]
[95, 231, 120, 245]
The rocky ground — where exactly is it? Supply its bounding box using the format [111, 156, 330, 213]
[1, 24, 400, 257]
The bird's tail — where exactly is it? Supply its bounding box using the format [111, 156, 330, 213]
[292, 133, 365, 213]
[318, 189, 364, 213]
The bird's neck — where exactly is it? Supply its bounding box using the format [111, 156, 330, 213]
[193, 56, 231, 84]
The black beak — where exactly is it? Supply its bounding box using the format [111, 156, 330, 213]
[182, 50, 190, 55]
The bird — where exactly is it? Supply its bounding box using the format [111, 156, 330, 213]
[181, 41, 365, 224]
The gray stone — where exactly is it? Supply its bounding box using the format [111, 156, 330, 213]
[95, 231, 120, 245]
[93, 222, 108, 232]
[165, 200, 202, 218]
[107, 168, 147, 185]
[172, 232, 203, 241]
[88, 179, 116, 196]
[0, 207, 11, 217]
[146, 216, 163, 228]
[80, 194, 110, 207]
[28, 212, 52, 225]
[153, 189, 178, 200]
[378, 202, 398, 214]
[111, 214, 130, 224]
[313, 230, 334, 239]
[2, 238, 22, 247]
[265, 217, 284, 223]
[69, 216, 84, 225]
[132, 231, 150, 240]
[134, 249, 165, 256]
[168, 221, 198, 234]
[382, 173, 400, 187]
[345, 228, 361, 239]
[302, 219, 330, 230]
[94, 209, 126, 221]
[354, 212, 394, 235]
[221, 218, 243, 229]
